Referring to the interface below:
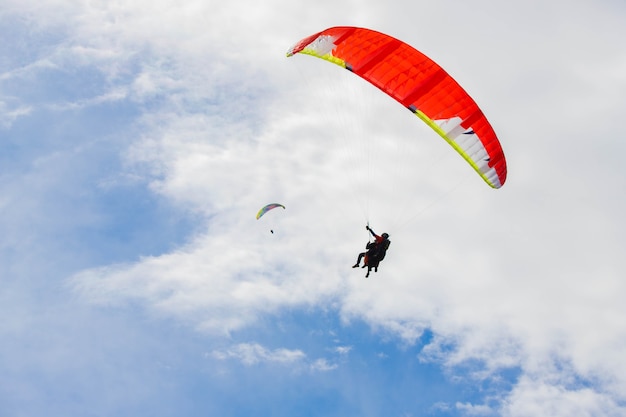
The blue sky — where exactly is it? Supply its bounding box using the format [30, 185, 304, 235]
[2, 1, 626, 416]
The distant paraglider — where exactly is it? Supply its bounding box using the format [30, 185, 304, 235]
[256, 203, 285, 234]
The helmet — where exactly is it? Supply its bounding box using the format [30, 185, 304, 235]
[382, 233, 389, 239]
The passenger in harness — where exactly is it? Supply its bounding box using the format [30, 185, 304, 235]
[352, 225, 391, 278]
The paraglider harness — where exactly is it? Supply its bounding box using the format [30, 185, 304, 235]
[362, 225, 390, 277]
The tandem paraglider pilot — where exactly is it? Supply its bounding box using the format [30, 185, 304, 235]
[352, 225, 390, 278]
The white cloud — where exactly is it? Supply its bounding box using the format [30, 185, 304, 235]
[456, 402, 496, 416]
[210, 343, 341, 372]
[210, 343, 305, 366]
[48, 88, 128, 111]
[0, 101, 32, 128]
[310, 358, 338, 372]
[502, 376, 625, 417]
[334, 345, 352, 355]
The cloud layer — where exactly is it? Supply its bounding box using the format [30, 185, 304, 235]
[2, 0, 626, 416]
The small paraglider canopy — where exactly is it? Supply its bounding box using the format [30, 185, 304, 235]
[256, 203, 285, 220]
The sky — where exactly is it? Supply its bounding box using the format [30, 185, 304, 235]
[1, 0, 626, 416]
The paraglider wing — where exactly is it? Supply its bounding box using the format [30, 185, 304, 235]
[256, 203, 286, 220]
[286, 26, 507, 189]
